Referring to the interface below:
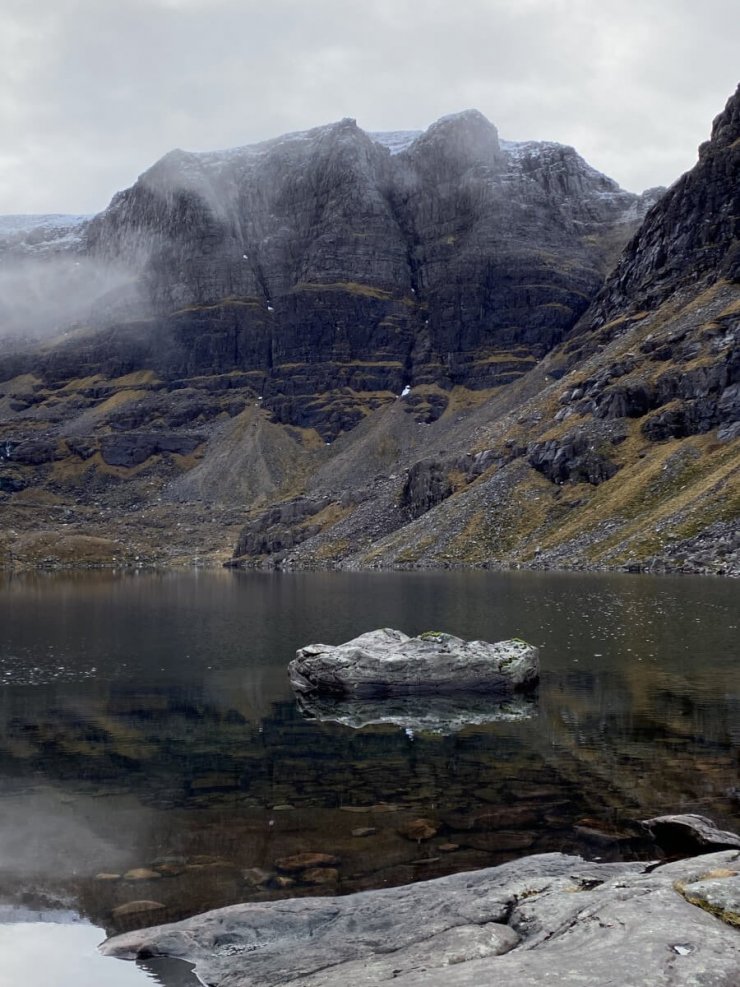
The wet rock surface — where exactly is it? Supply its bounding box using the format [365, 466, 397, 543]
[643, 814, 740, 856]
[102, 849, 740, 986]
[289, 629, 539, 698]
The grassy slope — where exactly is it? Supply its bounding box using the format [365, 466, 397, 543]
[1, 269, 736, 573]
[265, 278, 738, 573]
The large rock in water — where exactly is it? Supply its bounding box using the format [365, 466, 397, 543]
[288, 629, 539, 698]
[101, 850, 740, 986]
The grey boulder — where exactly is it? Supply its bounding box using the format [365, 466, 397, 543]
[288, 628, 539, 699]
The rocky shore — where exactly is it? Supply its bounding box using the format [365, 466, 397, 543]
[103, 845, 740, 986]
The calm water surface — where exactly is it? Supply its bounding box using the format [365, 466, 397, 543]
[0, 569, 737, 985]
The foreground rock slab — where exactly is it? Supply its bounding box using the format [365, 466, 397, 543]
[103, 850, 740, 986]
[288, 628, 539, 698]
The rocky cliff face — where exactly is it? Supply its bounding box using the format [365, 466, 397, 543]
[589, 89, 740, 321]
[0, 93, 736, 574]
[3, 109, 654, 439]
[226, 88, 739, 575]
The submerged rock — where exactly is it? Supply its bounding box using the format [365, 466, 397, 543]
[398, 819, 440, 842]
[111, 900, 165, 919]
[274, 853, 340, 875]
[288, 629, 539, 699]
[123, 868, 162, 881]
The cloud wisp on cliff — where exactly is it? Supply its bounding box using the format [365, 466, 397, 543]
[0, 0, 738, 213]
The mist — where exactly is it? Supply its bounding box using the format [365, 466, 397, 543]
[0, 786, 155, 880]
[0, 253, 146, 351]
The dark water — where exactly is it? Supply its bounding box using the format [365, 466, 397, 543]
[0, 569, 738, 983]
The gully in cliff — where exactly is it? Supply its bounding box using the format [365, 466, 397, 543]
[288, 628, 540, 699]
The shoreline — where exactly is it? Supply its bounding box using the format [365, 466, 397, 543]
[102, 845, 740, 986]
[1, 557, 737, 577]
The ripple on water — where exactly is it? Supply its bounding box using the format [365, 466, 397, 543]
[0, 655, 98, 686]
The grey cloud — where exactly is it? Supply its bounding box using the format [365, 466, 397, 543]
[0, 0, 737, 212]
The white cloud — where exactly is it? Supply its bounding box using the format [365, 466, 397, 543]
[0, 0, 737, 212]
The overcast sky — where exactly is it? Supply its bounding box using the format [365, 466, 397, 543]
[1, 0, 738, 215]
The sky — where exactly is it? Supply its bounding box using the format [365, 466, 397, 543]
[1, 0, 738, 215]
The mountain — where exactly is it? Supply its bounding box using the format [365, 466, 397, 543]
[0, 93, 736, 574]
[1, 111, 659, 431]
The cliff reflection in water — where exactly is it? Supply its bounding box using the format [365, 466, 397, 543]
[0, 570, 737, 934]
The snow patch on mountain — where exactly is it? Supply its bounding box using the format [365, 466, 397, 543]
[370, 131, 423, 154]
[0, 214, 91, 256]
[0, 214, 91, 236]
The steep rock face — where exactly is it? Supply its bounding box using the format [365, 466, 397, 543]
[229, 89, 739, 573]
[33, 110, 654, 440]
[0, 214, 90, 257]
[588, 84, 739, 322]
[556, 84, 740, 450]
[400, 459, 454, 517]
[0, 109, 662, 572]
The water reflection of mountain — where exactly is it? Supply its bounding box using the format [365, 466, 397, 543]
[0, 674, 737, 821]
[0, 668, 737, 938]
[1, 570, 737, 937]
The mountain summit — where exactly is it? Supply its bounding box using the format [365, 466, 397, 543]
[0, 93, 736, 574]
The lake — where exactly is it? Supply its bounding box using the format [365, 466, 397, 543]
[0, 569, 738, 985]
